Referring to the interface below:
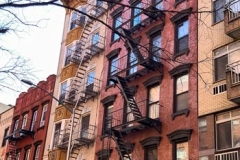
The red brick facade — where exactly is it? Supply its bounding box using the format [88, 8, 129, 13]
[5, 75, 56, 160]
[95, 0, 198, 159]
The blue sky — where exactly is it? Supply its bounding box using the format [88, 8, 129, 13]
[0, 5, 65, 105]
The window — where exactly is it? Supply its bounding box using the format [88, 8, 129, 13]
[132, 2, 142, 26]
[150, 34, 161, 62]
[124, 99, 134, 127]
[81, 115, 90, 138]
[175, 19, 189, 54]
[108, 56, 118, 85]
[198, 117, 207, 132]
[214, 41, 240, 82]
[153, 0, 162, 10]
[176, 142, 188, 160]
[69, 8, 86, 30]
[65, 45, 73, 66]
[40, 104, 48, 127]
[128, 51, 137, 74]
[104, 104, 113, 131]
[87, 71, 95, 86]
[24, 149, 30, 160]
[112, 15, 122, 41]
[92, 32, 99, 45]
[22, 114, 28, 129]
[59, 81, 67, 103]
[216, 109, 240, 150]
[2, 127, 9, 147]
[145, 147, 157, 160]
[31, 110, 38, 131]
[174, 74, 188, 112]
[13, 119, 19, 137]
[123, 154, 132, 160]
[16, 152, 20, 160]
[34, 145, 41, 160]
[213, 0, 225, 23]
[53, 123, 61, 146]
[70, 12, 78, 30]
[148, 85, 160, 119]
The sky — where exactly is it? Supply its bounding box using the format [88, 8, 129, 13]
[0, 4, 65, 105]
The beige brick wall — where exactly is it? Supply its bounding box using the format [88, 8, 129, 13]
[198, 0, 237, 116]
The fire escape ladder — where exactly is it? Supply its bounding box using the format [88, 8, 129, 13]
[111, 129, 133, 160]
[121, 28, 144, 62]
[8, 141, 17, 160]
[114, 76, 142, 119]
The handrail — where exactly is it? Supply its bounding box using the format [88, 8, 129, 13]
[226, 60, 240, 84]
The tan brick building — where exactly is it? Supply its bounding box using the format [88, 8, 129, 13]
[198, 0, 240, 159]
[43, 0, 107, 159]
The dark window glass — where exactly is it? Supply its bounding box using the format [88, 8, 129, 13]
[146, 147, 157, 160]
[81, 115, 90, 138]
[113, 15, 122, 41]
[176, 20, 188, 53]
[108, 56, 118, 85]
[213, 0, 225, 23]
[104, 104, 113, 132]
[214, 54, 228, 81]
[217, 122, 232, 150]
[175, 74, 188, 112]
[2, 127, 9, 146]
[151, 34, 161, 62]
[153, 0, 162, 10]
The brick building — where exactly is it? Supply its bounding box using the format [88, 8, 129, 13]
[95, 0, 198, 159]
[198, 0, 240, 159]
[5, 75, 56, 160]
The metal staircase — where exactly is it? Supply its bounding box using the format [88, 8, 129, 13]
[112, 76, 142, 120]
[60, 3, 106, 159]
[111, 129, 133, 160]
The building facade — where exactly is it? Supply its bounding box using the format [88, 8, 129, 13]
[44, 0, 107, 160]
[198, 0, 240, 159]
[95, 0, 198, 160]
[5, 75, 56, 160]
[0, 104, 13, 160]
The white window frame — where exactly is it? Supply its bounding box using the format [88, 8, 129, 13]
[216, 108, 240, 150]
[40, 104, 48, 127]
[34, 145, 41, 160]
[22, 114, 28, 129]
[31, 110, 38, 131]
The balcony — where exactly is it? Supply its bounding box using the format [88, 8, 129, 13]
[86, 34, 105, 56]
[60, 77, 101, 105]
[104, 100, 161, 134]
[5, 129, 34, 141]
[224, 2, 240, 39]
[119, 1, 165, 34]
[89, 2, 107, 18]
[215, 150, 239, 160]
[109, 45, 163, 81]
[226, 61, 240, 103]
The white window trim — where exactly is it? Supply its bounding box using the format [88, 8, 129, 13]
[22, 114, 28, 129]
[40, 104, 48, 127]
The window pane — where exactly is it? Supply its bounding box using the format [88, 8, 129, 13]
[214, 55, 228, 81]
[129, 52, 137, 74]
[214, 0, 225, 23]
[232, 118, 240, 147]
[110, 57, 118, 75]
[217, 122, 232, 150]
[87, 71, 95, 85]
[178, 35, 188, 52]
[176, 92, 188, 111]
[113, 16, 122, 41]
[147, 148, 157, 160]
[178, 20, 188, 38]
[149, 85, 160, 102]
[92, 33, 99, 45]
[149, 103, 159, 119]
[25, 149, 30, 160]
[152, 35, 161, 62]
[176, 75, 188, 94]
[176, 142, 188, 160]
[61, 82, 67, 94]
[133, 3, 142, 26]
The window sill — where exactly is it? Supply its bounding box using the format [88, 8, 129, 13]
[173, 48, 189, 60]
[215, 147, 240, 154]
[37, 126, 45, 131]
[110, 38, 121, 47]
[174, 0, 186, 8]
[171, 109, 189, 120]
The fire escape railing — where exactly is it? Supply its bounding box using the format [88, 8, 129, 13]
[108, 44, 163, 79]
[116, 1, 164, 34]
[89, 2, 108, 18]
[60, 76, 101, 105]
[226, 0, 240, 20]
[86, 35, 105, 55]
[226, 60, 240, 84]
[104, 100, 161, 131]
